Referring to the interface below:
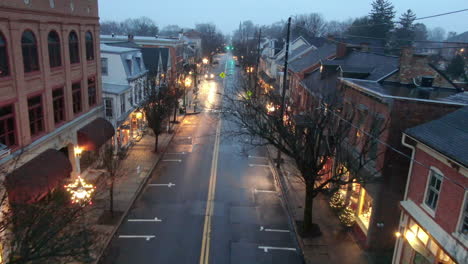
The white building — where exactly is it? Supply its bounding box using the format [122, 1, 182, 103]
[100, 44, 148, 150]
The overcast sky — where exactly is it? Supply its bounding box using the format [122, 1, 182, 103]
[98, 0, 467, 35]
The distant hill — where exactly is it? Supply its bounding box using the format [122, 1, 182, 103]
[447, 31, 468, 43]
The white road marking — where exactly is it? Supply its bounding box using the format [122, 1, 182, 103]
[148, 183, 176, 187]
[258, 246, 297, 253]
[248, 155, 267, 159]
[249, 164, 270, 168]
[128, 217, 162, 222]
[162, 159, 182, 162]
[260, 226, 290, 232]
[254, 189, 276, 193]
[119, 235, 156, 241]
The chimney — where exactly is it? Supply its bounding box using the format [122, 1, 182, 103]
[111, 33, 115, 38]
[399, 47, 430, 85]
[336, 43, 347, 59]
[128, 34, 134, 42]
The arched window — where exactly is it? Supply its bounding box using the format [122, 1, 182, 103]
[48, 31, 61, 68]
[68, 31, 80, 64]
[0, 32, 9, 77]
[21, 30, 39, 73]
[85, 31, 94, 61]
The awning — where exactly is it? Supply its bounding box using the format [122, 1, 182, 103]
[6, 149, 72, 204]
[77, 117, 115, 151]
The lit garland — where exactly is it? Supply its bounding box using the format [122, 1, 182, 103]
[329, 192, 345, 210]
[65, 176, 96, 205]
[338, 206, 356, 227]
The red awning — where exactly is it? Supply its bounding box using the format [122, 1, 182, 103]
[77, 117, 115, 151]
[6, 149, 72, 204]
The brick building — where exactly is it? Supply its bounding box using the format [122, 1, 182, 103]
[0, 0, 114, 204]
[393, 107, 468, 264]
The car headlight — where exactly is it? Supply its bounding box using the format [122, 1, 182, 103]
[204, 74, 208, 78]
[210, 74, 214, 78]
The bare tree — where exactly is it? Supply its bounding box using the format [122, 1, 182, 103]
[0, 187, 95, 263]
[195, 23, 225, 59]
[293, 13, 328, 38]
[100, 144, 125, 218]
[428, 27, 446, 41]
[143, 86, 172, 152]
[160, 24, 182, 37]
[99, 17, 159, 36]
[222, 75, 386, 235]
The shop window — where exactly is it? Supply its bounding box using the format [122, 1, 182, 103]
[68, 31, 80, 64]
[52, 88, 65, 124]
[21, 30, 40, 73]
[104, 98, 113, 118]
[424, 169, 443, 211]
[48, 31, 61, 68]
[0, 32, 10, 77]
[357, 188, 373, 230]
[28, 95, 44, 136]
[85, 31, 94, 61]
[0, 105, 16, 147]
[101, 58, 108, 75]
[72, 82, 82, 114]
[88, 77, 96, 107]
[337, 165, 361, 210]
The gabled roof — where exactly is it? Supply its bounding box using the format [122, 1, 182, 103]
[405, 106, 468, 168]
[289, 44, 336, 73]
[141, 47, 170, 74]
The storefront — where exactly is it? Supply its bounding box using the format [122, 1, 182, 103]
[336, 165, 374, 234]
[116, 110, 146, 151]
[398, 218, 456, 264]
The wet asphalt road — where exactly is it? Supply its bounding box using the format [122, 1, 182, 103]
[101, 53, 303, 264]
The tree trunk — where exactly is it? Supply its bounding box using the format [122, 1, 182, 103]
[154, 134, 159, 152]
[110, 178, 114, 217]
[303, 181, 314, 233]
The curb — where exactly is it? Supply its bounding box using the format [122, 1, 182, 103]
[94, 115, 186, 264]
[266, 145, 307, 264]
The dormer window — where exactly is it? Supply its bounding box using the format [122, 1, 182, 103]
[126, 55, 132, 75]
[135, 57, 141, 72]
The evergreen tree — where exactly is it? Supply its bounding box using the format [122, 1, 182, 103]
[393, 9, 417, 47]
[446, 54, 466, 80]
[346, 16, 373, 37]
[369, 0, 395, 40]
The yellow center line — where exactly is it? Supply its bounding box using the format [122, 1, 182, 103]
[199, 56, 228, 264]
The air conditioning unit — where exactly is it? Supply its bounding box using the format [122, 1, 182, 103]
[0, 143, 11, 159]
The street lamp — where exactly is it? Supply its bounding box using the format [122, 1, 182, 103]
[202, 58, 209, 64]
[74, 146, 83, 158]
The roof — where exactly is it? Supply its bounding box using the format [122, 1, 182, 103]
[100, 44, 139, 53]
[141, 47, 170, 73]
[289, 44, 336, 73]
[441, 92, 468, 105]
[101, 34, 181, 44]
[405, 106, 468, 168]
[341, 79, 464, 104]
[105, 41, 142, 49]
[103, 83, 132, 94]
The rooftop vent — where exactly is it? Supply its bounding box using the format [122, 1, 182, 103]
[421, 76, 435, 87]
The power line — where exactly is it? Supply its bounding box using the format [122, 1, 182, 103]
[344, 34, 468, 45]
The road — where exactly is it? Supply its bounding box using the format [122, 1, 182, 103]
[101, 53, 303, 264]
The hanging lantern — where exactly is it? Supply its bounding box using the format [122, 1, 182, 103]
[65, 176, 96, 205]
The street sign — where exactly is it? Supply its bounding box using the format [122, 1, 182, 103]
[219, 72, 226, 78]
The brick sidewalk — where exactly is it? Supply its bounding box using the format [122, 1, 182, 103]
[83, 115, 184, 263]
[267, 146, 369, 264]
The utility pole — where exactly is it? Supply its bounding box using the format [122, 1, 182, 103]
[254, 28, 262, 96]
[276, 17, 291, 168]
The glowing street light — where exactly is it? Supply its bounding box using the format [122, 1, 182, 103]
[184, 77, 192, 87]
[74, 146, 83, 158]
[202, 58, 209, 64]
[65, 176, 96, 205]
[266, 103, 276, 113]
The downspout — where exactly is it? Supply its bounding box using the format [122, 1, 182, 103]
[392, 133, 416, 264]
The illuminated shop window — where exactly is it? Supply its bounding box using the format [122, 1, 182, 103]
[357, 188, 373, 229]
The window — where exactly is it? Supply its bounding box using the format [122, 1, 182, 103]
[85, 31, 94, 61]
[88, 77, 97, 107]
[135, 57, 141, 72]
[28, 95, 44, 136]
[21, 30, 39, 73]
[68, 31, 80, 64]
[460, 195, 468, 235]
[104, 98, 113, 118]
[72, 82, 82, 114]
[0, 32, 9, 77]
[120, 94, 126, 114]
[48, 31, 61, 68]
[52, 88, 65, 124]
[0, 105, 16, 147]
[126, 59, 132, 75]
[425, 169, 443, 210]
[101, 58, 108, 75]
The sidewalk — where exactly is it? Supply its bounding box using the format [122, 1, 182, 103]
[267, 146, 369, 264]
[84, 115, 184, 263]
